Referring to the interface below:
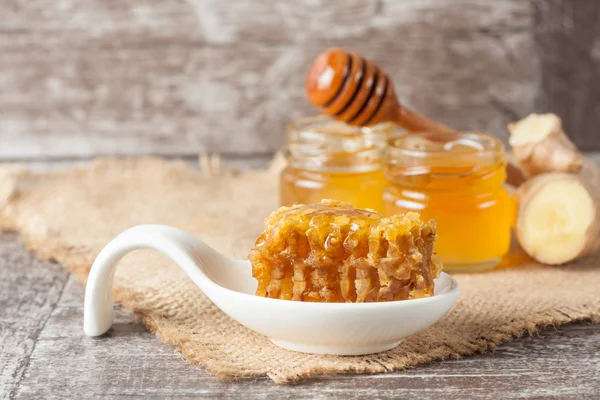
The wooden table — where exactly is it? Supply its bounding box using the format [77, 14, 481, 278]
[2, 234, 600, 399]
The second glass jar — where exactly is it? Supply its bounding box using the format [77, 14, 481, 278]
[382, 132, 514, 272]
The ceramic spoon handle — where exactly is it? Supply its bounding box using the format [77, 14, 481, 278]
[83, 224, 223, 337]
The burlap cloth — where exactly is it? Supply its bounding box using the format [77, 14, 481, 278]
[0, 157, 599, 384]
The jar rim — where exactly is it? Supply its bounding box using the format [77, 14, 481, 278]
[284, 115, 400, 173]
[385, 131, 506, 185]
[388, 131, 504, 159]
[285, 115, 395, 137]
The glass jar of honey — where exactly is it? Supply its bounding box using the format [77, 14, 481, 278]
[280, 116, 398, 213]
[383, 132, 514, 272]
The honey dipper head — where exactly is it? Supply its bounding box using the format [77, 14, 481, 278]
[305, 48, 399, 127]
[305, 48, 349, 107]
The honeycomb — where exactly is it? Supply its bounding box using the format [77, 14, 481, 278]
[249, 199, 442, 302]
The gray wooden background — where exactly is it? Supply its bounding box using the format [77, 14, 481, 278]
[0, 0, 599, 160]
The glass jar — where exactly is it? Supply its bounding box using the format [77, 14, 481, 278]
[280, 116, 399, 213]
[383, 132, 514, 272]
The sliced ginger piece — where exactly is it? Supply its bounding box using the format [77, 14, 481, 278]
[516, 174, 600, 265]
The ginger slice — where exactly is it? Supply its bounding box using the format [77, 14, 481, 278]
[249, 199, 440, 302]
[516, 174, 600, 265]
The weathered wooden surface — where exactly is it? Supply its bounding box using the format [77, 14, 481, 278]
[0, 233, 70, 399]
[2, 0, 599, 159]
[1, 0, 537, 159]
[532, 0, 600, 150]
[1, 233, 600, 399]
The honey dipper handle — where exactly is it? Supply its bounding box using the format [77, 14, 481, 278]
[394, 106, 457, 135]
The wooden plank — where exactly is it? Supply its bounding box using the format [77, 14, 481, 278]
[1, 154, 274, 173]
[0, 233, 70, 400]
[532, 0, 600, 150]
[13, 275, 600, 399]
[0, 0, 534, 159]
[0, 231, 594, 399]
[0, 1, 530, 48]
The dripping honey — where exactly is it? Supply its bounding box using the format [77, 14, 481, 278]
[383, 133, 514, 272]
[280, 116, 398, 213]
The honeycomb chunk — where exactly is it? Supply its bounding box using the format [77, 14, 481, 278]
[249, 199, 442, 302]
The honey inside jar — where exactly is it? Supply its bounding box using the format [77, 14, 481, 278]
[280, 116, 398, 213]
[383, 132, 515, 272]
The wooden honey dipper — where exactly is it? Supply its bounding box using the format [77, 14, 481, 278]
[305, 48, 456, 134]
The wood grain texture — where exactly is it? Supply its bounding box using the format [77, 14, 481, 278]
[0, 0, 536, 159]
[0, 229, 599, 398]
[0, 233, 70, 400]
[532, 0, 600, 150]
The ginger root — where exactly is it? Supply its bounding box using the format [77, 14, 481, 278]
[509, 113, 600, 265]
[508, 113, 584, 178]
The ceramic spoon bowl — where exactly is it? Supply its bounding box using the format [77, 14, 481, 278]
[84, 225, 459, 356]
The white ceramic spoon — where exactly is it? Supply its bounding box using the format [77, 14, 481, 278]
[84, 224, 459, 355]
